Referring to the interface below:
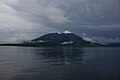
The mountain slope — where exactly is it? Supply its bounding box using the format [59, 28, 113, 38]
[30, 31, 102, 47]
[32, 32, 84, 42]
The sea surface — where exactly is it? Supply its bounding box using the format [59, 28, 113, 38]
[0, 46, 120, 80]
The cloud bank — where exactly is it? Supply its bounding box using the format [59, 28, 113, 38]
[0, 0, 120, 43]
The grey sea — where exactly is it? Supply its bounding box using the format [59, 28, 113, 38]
[0, 46, 120, 80]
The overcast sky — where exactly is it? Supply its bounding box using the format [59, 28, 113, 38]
[0, 0, 120, 43]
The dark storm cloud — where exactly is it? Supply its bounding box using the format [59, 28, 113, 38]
[0, 0, 120, 42]
[68, 0, 120, 25]
[8, 0, 120, 25]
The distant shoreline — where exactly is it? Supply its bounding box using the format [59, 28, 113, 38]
[0, 43, 119, 47]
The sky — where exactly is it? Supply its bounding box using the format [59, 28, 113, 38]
[0, 0, 120, 43]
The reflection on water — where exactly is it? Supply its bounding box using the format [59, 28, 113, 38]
[0, 47, 120, 80]
[32, 47, 84, 65]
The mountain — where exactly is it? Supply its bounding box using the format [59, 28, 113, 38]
[29, 30, 103, 47]
[0, 31, 104, 47]
[31, 31, 84, 43]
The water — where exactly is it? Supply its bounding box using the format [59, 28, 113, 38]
[0, 46, 120, 80]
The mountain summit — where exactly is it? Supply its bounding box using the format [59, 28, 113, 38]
[63, 30, 72, 34]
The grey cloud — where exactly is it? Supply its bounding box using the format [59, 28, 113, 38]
[8, 0, 69, 24]
[0, 0, 120, 43]
[68, 0, 120, 25]
[7, 0, 120, 28]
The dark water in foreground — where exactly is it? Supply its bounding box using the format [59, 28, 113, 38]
[0, 46, 120, 80]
